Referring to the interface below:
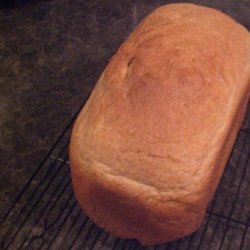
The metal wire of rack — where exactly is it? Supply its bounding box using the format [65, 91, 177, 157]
[0, 99, 249, 250]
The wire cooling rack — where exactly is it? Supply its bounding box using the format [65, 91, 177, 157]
[0, 97, 249, 250]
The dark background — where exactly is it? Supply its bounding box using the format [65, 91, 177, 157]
[0, 0, 249, 249]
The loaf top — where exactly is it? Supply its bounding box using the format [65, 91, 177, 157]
[71, 4, 250, 205]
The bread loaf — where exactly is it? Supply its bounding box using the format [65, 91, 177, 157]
[69, 3, 250, 245]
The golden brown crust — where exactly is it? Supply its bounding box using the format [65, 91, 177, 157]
[69, 3, 250, 245]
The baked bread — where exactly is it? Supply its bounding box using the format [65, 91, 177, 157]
[69, 3, 250, 245]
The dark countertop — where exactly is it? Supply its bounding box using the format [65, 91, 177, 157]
[0, 0, 250, 249]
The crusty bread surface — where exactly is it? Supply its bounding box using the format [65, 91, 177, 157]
[69, 3, 250, 245]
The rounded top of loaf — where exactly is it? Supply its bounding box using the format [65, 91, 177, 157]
[70, 3, 250, 204]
